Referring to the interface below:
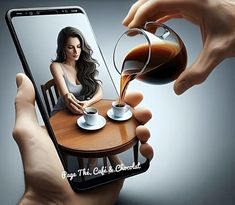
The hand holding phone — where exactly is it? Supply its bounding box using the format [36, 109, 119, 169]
[6, 6, 152, 191]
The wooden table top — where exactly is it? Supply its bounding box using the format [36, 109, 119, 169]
[49, 99, 140, 157]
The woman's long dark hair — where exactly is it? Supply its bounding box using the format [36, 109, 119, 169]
[53, 26, 100, 99]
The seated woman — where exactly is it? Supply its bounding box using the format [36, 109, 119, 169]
[50, 26, 120, 169]
[50, 26, 102, 116]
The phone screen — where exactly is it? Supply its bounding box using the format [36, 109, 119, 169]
[10, 8, 117, 103]
[6, 7, 149, 191]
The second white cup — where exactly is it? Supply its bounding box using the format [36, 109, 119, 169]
[112, 101, 130, 118]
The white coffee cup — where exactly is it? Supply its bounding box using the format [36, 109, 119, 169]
[112, 101, 130, 118]
[83, 107, 98, 126]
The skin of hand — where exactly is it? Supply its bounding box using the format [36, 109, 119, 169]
[13, 73, 153, 205]
[123, 0, 235, 95]
[64, 92, 84, 115]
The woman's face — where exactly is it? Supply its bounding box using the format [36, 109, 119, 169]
[64, 37, 81, 62]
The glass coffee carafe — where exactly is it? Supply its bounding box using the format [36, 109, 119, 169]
[113, 22, 187, 104]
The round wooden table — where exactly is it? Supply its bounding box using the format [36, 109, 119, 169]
[49, 99, 140, 158]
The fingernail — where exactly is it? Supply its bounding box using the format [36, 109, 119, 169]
[16, 74, 23, 88]
[174, 81, 191, 95]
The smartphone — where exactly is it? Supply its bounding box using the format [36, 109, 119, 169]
[6, 6, 149, 191]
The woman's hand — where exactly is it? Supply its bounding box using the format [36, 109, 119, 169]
[77, 100, 92, 109]
[64, 92, 84, 114]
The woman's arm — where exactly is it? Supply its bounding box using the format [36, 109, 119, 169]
[79, 85, 103, 108]
[50, 62, 83, 114]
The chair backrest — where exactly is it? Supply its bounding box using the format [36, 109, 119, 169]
[41, 79, 59, 116]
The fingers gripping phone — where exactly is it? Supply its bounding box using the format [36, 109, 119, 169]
[6, 6, 149, 191]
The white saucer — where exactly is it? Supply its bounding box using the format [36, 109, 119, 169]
[77, 115, 106, 131]
[107, 109, 132, 121]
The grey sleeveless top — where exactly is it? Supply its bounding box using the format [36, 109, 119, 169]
[51, 64, 83, 115]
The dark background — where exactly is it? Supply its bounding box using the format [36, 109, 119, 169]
[1, 0, 235, 205]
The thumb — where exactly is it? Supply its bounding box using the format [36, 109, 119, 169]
[174, 41, 223, 95]
[13, 73, 39, 140]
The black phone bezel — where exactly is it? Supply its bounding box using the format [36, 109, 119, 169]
[5, 6, 150, 192]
